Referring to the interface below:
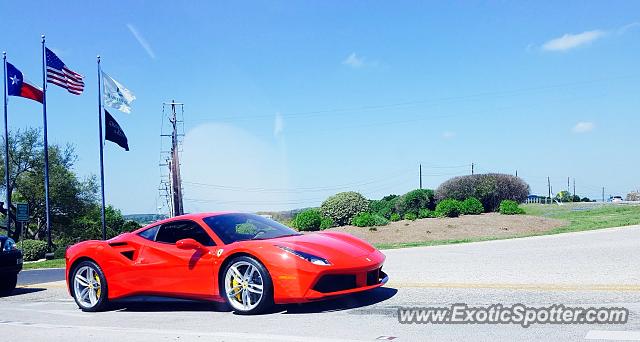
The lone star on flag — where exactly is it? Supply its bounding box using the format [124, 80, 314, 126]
[10, 75, 19, 85]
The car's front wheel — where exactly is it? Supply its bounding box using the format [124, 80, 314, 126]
[221, 256, 273, 314]
[71, 260, 108, 312]
[0, 273, 17, 296]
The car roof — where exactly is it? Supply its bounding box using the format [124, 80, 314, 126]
[134, 211, 243, 233]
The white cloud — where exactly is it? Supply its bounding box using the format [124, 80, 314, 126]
[542, 30, 606, 52]
[273, 112, 284, 138]
[572, 121, 595, 133]
[442, 131, 456, 139]
[127, 24, 156, 59]
[342, 52, 378, 68]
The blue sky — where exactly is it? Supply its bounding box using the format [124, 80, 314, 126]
[1, 1, 639, 214]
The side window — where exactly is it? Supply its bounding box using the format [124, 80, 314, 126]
[155, 221, 215, 246]
[138, 225, 160, 241]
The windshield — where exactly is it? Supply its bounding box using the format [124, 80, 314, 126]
[203, 213, 300, 244]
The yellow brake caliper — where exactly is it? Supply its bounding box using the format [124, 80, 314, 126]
[94, 273, 101, 298]
[232, 277, 241, 300]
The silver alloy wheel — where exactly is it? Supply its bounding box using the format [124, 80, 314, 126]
[224, 261, 264, 311]
[73, 265, 102, 309]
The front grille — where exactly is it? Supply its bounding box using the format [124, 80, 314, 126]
[313, 274, 357, 293]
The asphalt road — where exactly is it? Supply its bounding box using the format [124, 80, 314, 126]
[17, 268, 65, 285]
[2, 225, 640, 341]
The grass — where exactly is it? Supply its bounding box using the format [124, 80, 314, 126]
[22, 258, 65, 270]
[375, 203, 640, 250]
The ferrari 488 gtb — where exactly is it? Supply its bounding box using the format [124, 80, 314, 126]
[65, 213, 388, 314]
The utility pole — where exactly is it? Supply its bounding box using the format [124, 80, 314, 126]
[547, 176, 551, 203]
[567, 177, 570, 194]
[419, 164, 422, 189]
[573, 178, 576, 199]
[160, 101, 185, 217]
[602, 187, 605, 203]
[471, 163, 474, 175]
[515, 170, 518, 177]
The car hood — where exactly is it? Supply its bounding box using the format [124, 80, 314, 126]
[269, 231, 376, 258]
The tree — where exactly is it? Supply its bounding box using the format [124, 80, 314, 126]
[0, 128, 138, 245]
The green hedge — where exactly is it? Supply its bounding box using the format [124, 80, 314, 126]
[460, 197, 484, 215]
[436, 173, 529, 212]
[320, 192, 369, 226]
[351, 212, 389, 227]
[499, 200, 525, 215]
[21, 239, 48, 261]
[292, 209, 323, 231]
[435, 199, 461, 218]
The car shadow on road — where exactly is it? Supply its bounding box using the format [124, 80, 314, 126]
[106, 286, 397, 314]
[110, 297, 232, 312]
[274, 286, 398, 315]
[1, 287, 47, 298]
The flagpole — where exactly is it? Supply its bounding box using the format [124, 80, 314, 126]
[41, 35, 52, 251]
[97, 56, 106, 240]
[2, 51, 11, 238]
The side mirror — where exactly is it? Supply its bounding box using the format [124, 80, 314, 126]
[176, 238, 203, 250]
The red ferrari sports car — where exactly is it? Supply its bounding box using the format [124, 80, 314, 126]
[65, 212, 388, 314]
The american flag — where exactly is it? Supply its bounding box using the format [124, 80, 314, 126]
[45, 48, 84, 95]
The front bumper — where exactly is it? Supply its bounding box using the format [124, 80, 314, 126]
[272, 250, 387, 304]
[0, 249, 23, 275]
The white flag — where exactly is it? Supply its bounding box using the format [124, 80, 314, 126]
[102, 71, 136, 113]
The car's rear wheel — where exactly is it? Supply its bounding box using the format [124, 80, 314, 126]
[0, 273, 17, 296]
[221, 256, 273, 314]
[71, 261, 108, 312]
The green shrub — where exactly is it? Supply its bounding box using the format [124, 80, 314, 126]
[351, 212, 389, 227]
[435, 199, 461, 218]
[390, 213, 401, 222]
[369, 196, 399, 219]
[403, 212, 417, 221]
[395, 189, 435, 216]
[499, 200, 525, 215]
[292, 209, 324, 231]
[435, 173, 530, 212]
[53, 245, 67, 259]
[418, 208, 435, 218]
[320, 192, 369, 226]
[319, 216, 334, 230]
[21, 239, 48, 261]
[460, 197, 484, 215]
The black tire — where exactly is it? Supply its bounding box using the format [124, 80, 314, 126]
[0, 273, 17, 297]
[71, 260, 109, 312]
[220, 256, 273, 315]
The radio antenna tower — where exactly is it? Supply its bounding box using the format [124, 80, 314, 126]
[159, 101, 185, 217]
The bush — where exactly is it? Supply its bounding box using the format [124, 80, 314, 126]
[418, 208, 435, 218]
[292, 209, 323, 231]
[395, 189, 435, 216]
[435, 173, 529, 212]
[351, 212, 389, 227]
[20, 239, 48, 261]
[403, 212, 417, 221]
[319, 216, 334, 230]
[460, 197, 484, 215]
[499, 200, 525, 215]
[435, 199, 461, 218]
[369, 196, 399, 219]
[390, 213, 401, 221]
[320, 192, 369, 226]
[53, 245, 67, 259]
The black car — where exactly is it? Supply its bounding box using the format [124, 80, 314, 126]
[0, 236, 22, 296]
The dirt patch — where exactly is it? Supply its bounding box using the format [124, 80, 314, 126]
[324, 213, 568, 245]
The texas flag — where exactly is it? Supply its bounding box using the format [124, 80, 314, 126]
[6, 62, 43, 103]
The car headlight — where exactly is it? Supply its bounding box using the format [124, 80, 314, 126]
[2, 238, 17, 252]
[277, 246, 331, 266]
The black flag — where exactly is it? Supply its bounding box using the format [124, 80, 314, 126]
[104, 110, 129, 151]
